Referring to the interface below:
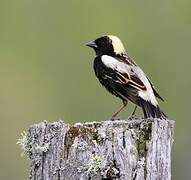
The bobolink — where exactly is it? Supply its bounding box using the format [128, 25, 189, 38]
[86, 35, 166, 119]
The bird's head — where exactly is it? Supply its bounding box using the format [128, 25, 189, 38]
[86, 35, 126, 56]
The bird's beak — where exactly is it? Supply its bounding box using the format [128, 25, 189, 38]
[85, 40, 97, 48]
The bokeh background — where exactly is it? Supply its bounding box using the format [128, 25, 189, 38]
[0, 0, 190, 179]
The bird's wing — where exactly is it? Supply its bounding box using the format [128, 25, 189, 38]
[122, 54, 164, 102]
[115, 71, 146, 91]
[101, 55, 147, 92]
[101, 55, 161, 106]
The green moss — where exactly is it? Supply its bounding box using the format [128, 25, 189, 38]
[17, 131, 32, 158]
[17, 130, 50, 159]
[86, 155, 105, 176]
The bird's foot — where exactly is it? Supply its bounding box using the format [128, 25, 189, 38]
[110, 116, 121, 121]
[127, 114, 137, 121]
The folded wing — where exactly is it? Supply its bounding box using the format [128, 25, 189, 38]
[101, 55, 163, 104]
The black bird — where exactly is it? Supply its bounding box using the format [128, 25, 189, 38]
[86, 35, 167, 119]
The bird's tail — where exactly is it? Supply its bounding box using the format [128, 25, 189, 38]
[139, 99, 167, 119]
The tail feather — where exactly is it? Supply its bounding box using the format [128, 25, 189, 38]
[139, 99, 167, 119]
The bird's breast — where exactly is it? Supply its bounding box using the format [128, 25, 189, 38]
[93, 56, 113, 78]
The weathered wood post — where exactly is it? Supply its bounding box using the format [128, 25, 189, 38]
[19, 118, 174, 180]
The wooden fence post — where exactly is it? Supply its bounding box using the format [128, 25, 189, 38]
[19, 118, 174, 180]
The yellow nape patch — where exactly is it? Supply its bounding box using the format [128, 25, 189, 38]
[108, 35, 126, 55]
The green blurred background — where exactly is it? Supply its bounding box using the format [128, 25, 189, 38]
[0, 0, 190, 179]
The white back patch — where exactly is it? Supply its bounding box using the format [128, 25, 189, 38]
[101, 55, 131, 74]
[108, 35, 126, 55]
[133, 67, 158, 106]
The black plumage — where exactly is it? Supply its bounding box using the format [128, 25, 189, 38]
[86, 35, 167, 119]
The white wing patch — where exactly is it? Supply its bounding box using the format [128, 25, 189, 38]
[101, 55, 158, 106]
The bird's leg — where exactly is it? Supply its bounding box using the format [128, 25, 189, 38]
[128, 105, 138, 120]
[131, 105, 137, 116]
[110, 100, 128, 120]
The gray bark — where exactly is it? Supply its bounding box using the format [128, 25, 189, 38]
[25, 118, 174, 180]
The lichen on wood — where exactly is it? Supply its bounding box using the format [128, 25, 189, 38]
[18, 118, 174, 180]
